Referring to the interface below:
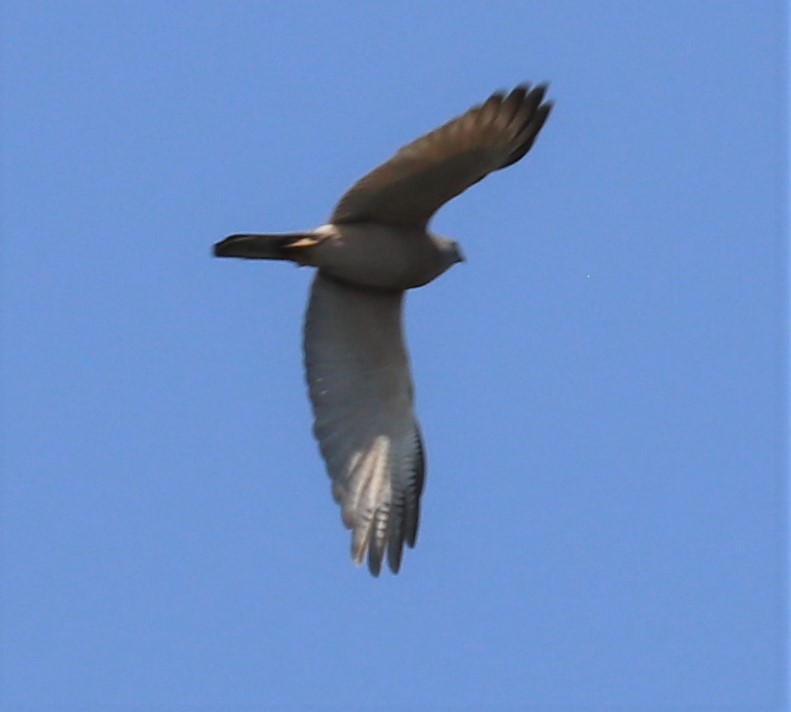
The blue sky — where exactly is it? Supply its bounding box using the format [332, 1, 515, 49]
[2, 2, 788, 710]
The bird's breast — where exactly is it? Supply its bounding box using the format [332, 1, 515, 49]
[309, 223, 447, 291]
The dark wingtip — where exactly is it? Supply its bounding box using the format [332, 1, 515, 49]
[533, 101, 554, 133]
[368, 553, 383, 577]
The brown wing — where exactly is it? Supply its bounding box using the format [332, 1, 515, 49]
[330, 84, 552, 228]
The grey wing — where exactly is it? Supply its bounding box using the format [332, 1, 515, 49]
[330, 84, 552, 228]
[303, 273, 425, 576]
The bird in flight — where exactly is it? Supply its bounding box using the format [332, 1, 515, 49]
[214, 84, 553, 576]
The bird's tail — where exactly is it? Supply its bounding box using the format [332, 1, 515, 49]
[213, 232, 316, 260]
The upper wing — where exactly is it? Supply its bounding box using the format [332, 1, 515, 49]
[303, 273, 425, 576]
[330, 84, 552, 228]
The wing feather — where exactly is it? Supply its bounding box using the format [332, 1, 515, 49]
[330, 84, 552, 228]
[303, 273, 425, 575]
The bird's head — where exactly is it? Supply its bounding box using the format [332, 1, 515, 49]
[432, 235, 466, 272]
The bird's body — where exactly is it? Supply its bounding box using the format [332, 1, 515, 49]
[215, 84, 552, 575]
[216, 223, 460, 290]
